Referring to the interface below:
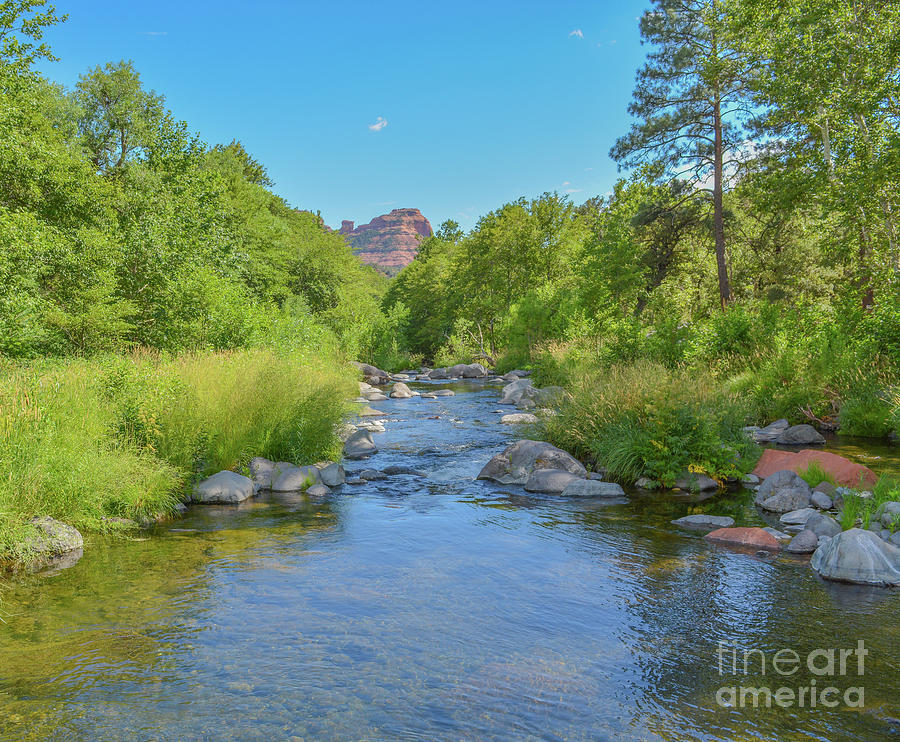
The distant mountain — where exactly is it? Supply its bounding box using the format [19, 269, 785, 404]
[335, 208, 432, 276]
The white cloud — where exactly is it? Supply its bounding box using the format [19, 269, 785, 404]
[368, 116, 388, 132]
[562, 181, 571, 186]
[569, 29, 583, 39]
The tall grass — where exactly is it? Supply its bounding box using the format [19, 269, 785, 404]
[0, 349, 354, 560]
[543, 360, 759, 486]
[796, 461, 837, 488]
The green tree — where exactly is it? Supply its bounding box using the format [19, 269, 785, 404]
[0, 0, 64, 79]
[612, 0, 749, 308]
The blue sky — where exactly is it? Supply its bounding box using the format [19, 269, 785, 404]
[38, 1, 649, 230]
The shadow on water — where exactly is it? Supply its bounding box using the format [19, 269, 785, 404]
[1, 379, 898, 740]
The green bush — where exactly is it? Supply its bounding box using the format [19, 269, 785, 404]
[544, 360, 760, 486]
[0, 349, 353, 561]
[796, 461, 837, 488]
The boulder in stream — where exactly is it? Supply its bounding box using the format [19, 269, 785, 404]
[523, 468, 583, 494]
[560, 479, 626, 498]
[478, 439, 586, 485]
[390, 382, 415, 399]
[671, 514, 735, 532]
[755, 470, 812, 513]
[810, 528, 900, 586]
[194, 471, 255, 504]
[272, 465, 322, 492]
[344, 430, 378, 459]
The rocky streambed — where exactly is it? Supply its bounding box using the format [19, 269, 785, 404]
[2, 372, 899, 740]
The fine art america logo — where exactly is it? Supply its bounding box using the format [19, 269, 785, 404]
[715, 641, 867, 709]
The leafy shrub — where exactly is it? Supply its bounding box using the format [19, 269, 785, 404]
[796, 461, 837, 488]
[544, 360, 760, 486]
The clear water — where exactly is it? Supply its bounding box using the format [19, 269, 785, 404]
[1, 381, 898, 741]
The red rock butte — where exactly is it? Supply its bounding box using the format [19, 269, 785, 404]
[335, 208, 432, 276]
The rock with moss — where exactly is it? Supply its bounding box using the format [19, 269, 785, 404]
[24, 516, 84, 559]
[272, 465, 322, 492]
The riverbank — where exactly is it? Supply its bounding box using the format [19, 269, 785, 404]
[0, 349, 353, 565]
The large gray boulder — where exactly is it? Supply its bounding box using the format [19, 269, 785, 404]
[318, 462, 346, 487]
[775, 424, 825, 446]
[352, 362, 390, 385]
[477, 439, 587, 485]
[516, 385, 565, 410]
[194, 471, 255, 504]
[499, 378, 533, 405]
[561, 479, 626, 498]
[306, 483, 332, 496]
[780, 507, 818, 525]
[390, 382, 415, 399]
[755, 470, 812, 513]
[462, 363, 487, 378]
[249, 457, 277, 490]
[343, 430, 378, 459]
[671, 514, 735, 532]
[805, 511, 843, 538]
[25, 516, 84, 557]
[810, 528, 900, 586]
[524, 469, 583, 494]
[272, 465, 321, 492]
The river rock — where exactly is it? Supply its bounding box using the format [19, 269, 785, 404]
[359, 405, 385, 417]
[25, 516, 84, 558]
[390, 382, 415, 399]
[673, 472, 719, 492]
[318, 462, 345, 487]
[780, 507, 818, 525]
[805, 511, 843, 538]
[786, 529, 819, 554]
[427, 368, 449, 380]
[635, 477, 655, 489]
[358, 469, 386, 481]
[462, 363, 487, 378]
[306, 484, 331, 496]
[352, 362, 390, 385]
[704, 527, 782, 551]
[763, 527, 792, 542]
[501, 413, 538, 424]
[194, 471, 255, 503]
[477, 439, 587, 485]
[523, 469, 583, 494]
[382, 465, 426, 476]
[432, 390, 455, 397]
[338, 423, 358, 442]
[365, 391, 389, 402]
[752, 419, 790, 443]
[875, 501, 900, 530]
[421, 393, 437, 399]
[775, 424, 825, 446]
[671, 514, 735, 532]
[272, 465, 321, 492]
[516, 385, 565, 410]
[810, 528, 900, 586]
[755, 470, 812, 513]
[560, 479, 626, 498]
[499, 378, 533, 405]
[249, 457, 277, 489]
[810, 490, 834, 510]
[344, 430, 378, 459]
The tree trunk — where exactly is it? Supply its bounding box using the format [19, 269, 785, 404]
[712, 89, 731, 308]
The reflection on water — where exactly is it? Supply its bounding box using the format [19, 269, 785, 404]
[1, 381, 898, 741]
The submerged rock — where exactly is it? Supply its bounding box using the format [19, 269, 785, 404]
[358, 406, 386, 417]
[381, 465, 426, 476]
[561, 480, 626, 498]
[306, 483, 331, 496]
[704, 527, 782, 551]
[432, 390, 455, 397]
[810, 529, 900, 586]
[477, 439, 586, 485]
[671, 514, 735, 532]
[194, 471, 255, 504]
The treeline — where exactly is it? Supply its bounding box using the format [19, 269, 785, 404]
[0, 3, 402, 363]
[385, 0, 900, 439]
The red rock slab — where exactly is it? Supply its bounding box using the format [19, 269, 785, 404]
[751, 448, 877, 488]
[704, 527, 781, 551]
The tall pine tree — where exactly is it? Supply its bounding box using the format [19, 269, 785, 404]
[612, 0, 749, 308]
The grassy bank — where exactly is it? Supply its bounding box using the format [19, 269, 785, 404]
[0, 349, 354, 561]
[541, 360, 760, 487]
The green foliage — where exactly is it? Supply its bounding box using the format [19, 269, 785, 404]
[796, 462, 837, 488]
[0, 349, 353, 559]
[543, 360, 759, 486]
